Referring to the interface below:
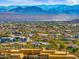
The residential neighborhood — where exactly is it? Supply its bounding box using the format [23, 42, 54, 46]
[0, 22, 78, 59]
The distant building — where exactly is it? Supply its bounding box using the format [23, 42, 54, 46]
[0, 48, 77, 59]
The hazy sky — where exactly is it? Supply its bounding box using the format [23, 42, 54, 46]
[0, 0, 79, 6]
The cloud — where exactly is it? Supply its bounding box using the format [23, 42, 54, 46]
[8, 0, 48, 3]
[48, 0, 79, 5]
[65, 0, 78, 4]
[32, 0, 48, 2]
[7, 0, 49, 5]
[8, 0, 29, 2]
[0, 0, 79, 5]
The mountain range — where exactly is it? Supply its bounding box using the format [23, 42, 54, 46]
[0, 5, 79, 15]
[0, 5, 79, 22]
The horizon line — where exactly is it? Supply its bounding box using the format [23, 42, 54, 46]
[0, 4, 79, 6]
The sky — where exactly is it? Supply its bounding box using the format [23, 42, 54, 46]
[0, 0, 79, 6]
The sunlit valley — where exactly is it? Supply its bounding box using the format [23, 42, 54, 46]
[0, 4, 79, 59]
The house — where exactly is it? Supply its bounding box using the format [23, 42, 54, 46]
[12, 37, 27, 42]
[74, 34, 79, 38]
[37, 33, 48, 37]
[32, 42, 41, 47]
[26, 37, 32, 42]
[0, 37, 11, 43]
[29, 33, 34, 37]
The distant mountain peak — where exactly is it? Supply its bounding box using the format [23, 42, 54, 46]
[0, 5, 79, 15]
